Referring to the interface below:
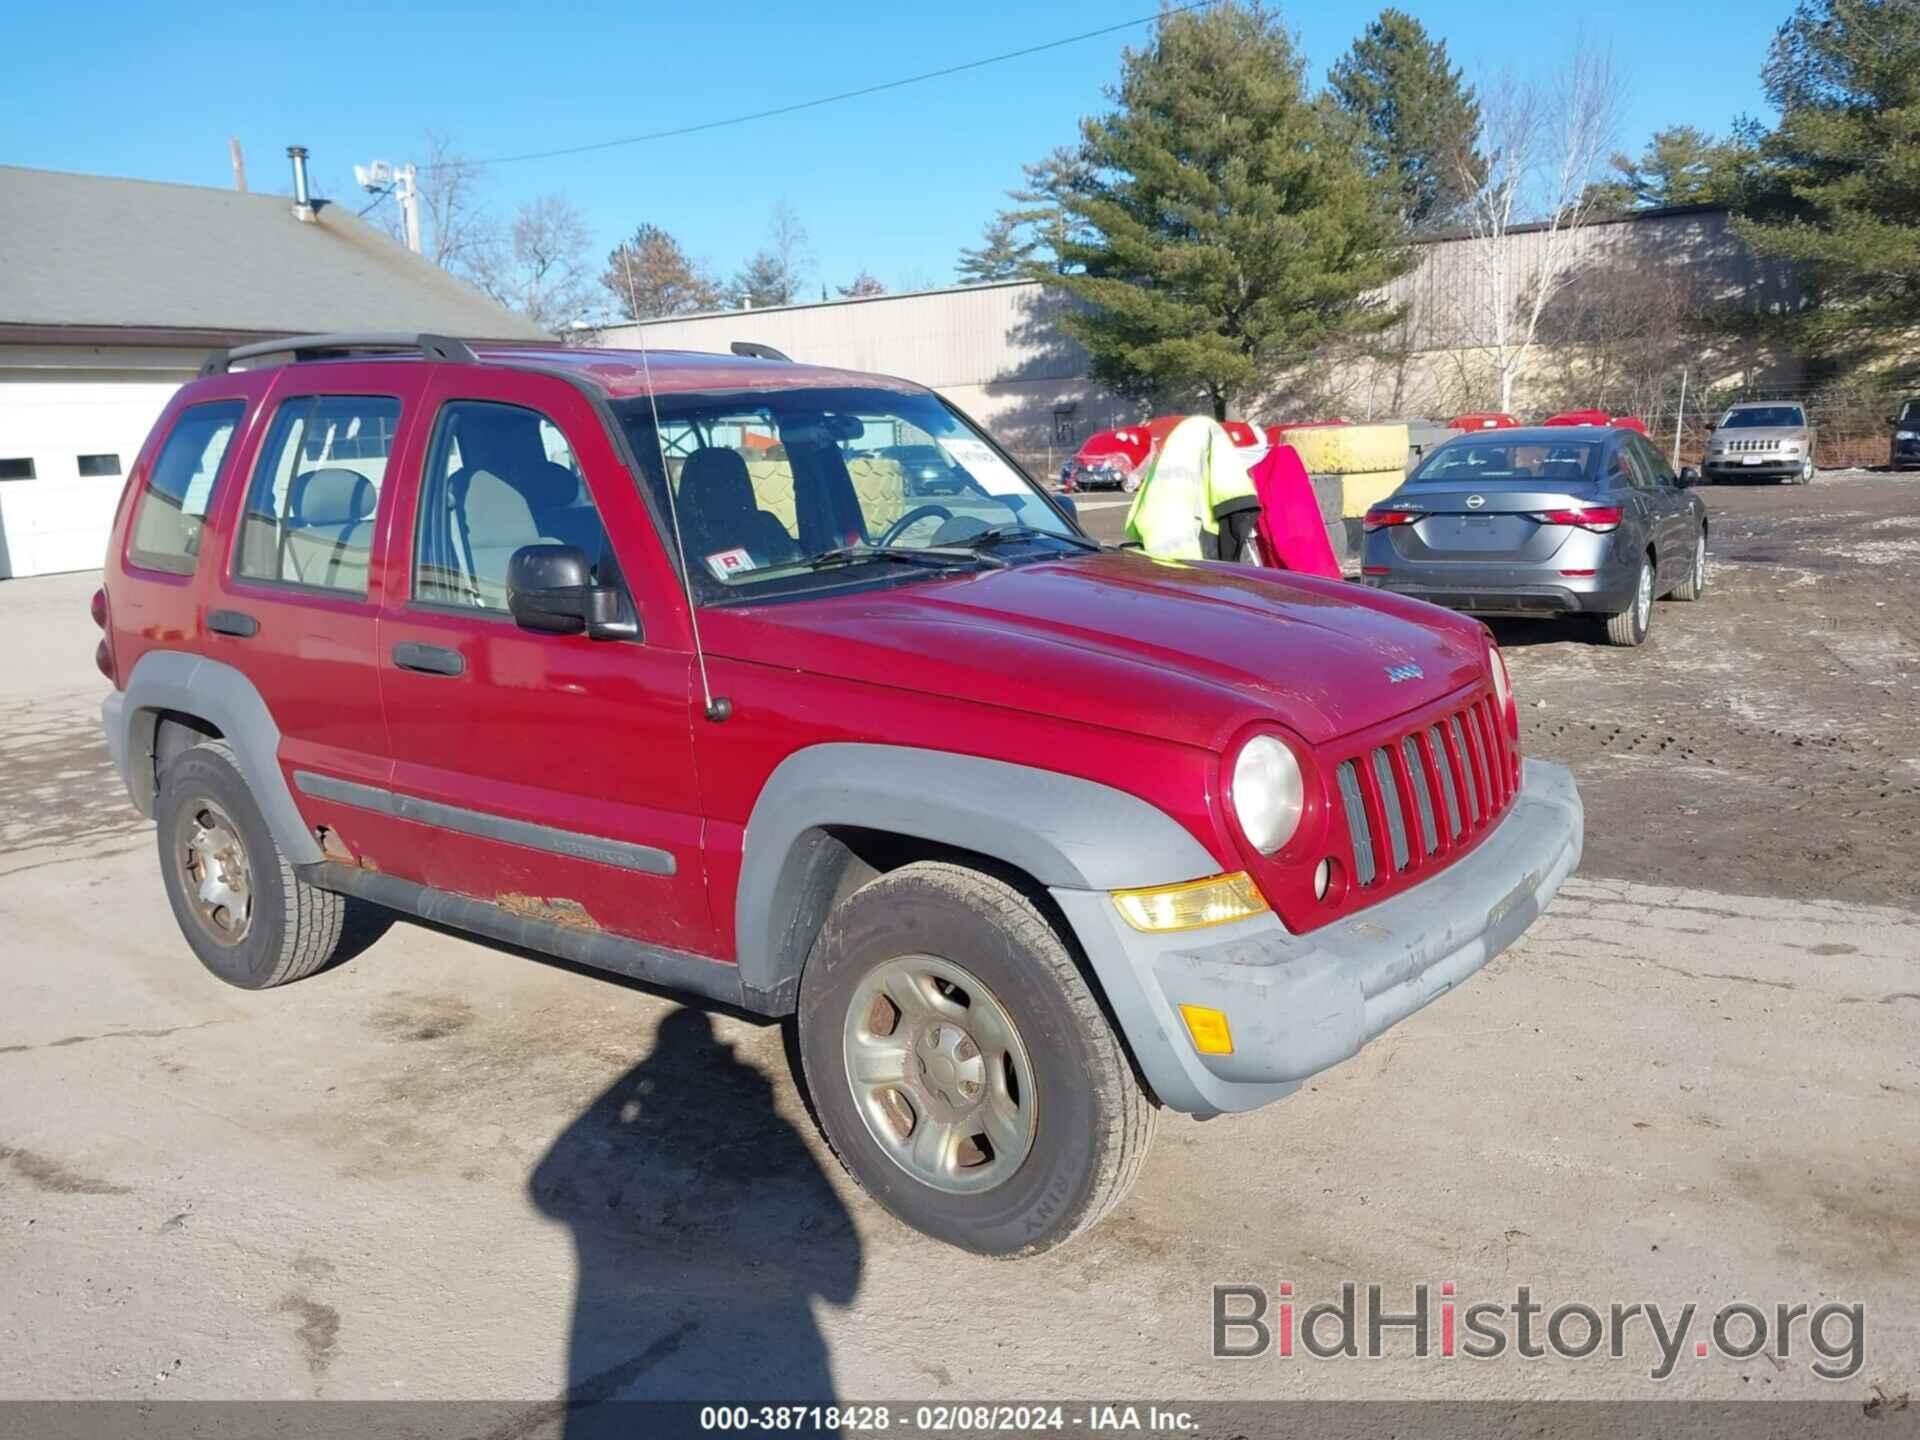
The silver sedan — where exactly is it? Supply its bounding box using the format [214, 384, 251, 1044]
[1359, 426, 1709, 647]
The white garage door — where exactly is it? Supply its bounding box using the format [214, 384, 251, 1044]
[0, 378, 183, 579]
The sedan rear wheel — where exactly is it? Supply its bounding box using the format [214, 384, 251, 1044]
[1603, 554, 1654, 646]
[1671, 529, 1707, 602]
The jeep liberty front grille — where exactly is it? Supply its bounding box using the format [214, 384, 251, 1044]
[1335, 695, 1515, 888]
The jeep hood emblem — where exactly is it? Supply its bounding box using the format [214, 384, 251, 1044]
[1385, 662, 1424, 684]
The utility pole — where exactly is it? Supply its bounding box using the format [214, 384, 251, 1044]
[1672, 365, 1689, 469]
[353, 159, 422, 254]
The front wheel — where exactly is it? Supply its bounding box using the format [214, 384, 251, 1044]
[1602, 554, 1655, 646]
[1797, 456, 1815, 484]
[797, 861, 1154, 1256]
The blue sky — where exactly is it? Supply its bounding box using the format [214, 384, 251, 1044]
[4, 0, 1780, 301]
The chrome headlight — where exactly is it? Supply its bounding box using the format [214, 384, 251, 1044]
[1229, 735, 1304, 855]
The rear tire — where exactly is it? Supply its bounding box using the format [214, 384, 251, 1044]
[1670, 529, 1708, 602]
[155, 741, 359, 989]
[1602, 554, 1655, 646]
[796, 861, 1153, 1256]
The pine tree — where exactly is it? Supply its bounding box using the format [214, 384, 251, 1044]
[1041, 2, 1413, 419]
[1738, 0, 1920, 371]
[1329, 8, 1482, 230]
[955, 215, 1036, 284]
[601, 224, 720, 320]
[1587, 126, 1738, 211]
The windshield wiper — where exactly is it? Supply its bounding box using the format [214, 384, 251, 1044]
[954, 525, 1101, 553]
[801, 544, 1008, 572]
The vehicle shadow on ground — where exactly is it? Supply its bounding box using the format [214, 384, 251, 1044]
[525, 1006, 862, 1435]
[1483, 616, 1594, 650]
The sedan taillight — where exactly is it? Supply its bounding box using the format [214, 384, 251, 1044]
[1536, 505, 1622, 533]
[1363, 508, 1421, 531]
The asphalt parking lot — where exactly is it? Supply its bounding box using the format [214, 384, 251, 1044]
[2, 473, 1915, 1413]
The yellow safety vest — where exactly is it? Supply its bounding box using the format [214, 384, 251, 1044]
[1123, 417, 1259, 560]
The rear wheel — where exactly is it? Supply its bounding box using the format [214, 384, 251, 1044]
[797, 861, 1153, 1256]
[155, 741, 361, 989]
[1603, 553, 1655, 646]
[1671, 529, 1708, 602]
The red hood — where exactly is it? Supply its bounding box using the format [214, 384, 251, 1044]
[699, 552, 1489, 750]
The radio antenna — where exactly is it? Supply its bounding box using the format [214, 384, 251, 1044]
[622, 247, 731, 722]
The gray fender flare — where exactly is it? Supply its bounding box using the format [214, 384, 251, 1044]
[734, 743, 1220, 1008]
[104, 651, 322, 865]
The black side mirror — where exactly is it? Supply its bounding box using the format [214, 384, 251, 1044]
[506, 544, 638, 641]
[1678, 466, 1701, 487]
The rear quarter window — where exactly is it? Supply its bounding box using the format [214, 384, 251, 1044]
[127, 400, 248, 575]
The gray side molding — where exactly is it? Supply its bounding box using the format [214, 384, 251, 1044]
[107, 651, 322, 865]
[735, 743, 1220, 1002]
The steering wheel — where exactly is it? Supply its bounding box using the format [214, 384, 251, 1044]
[877, 504, 954, 548]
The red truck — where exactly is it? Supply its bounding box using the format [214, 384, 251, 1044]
[97, 334, 1582, 1255]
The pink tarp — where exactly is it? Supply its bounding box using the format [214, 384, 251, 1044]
[1248, 443, 1341, 580]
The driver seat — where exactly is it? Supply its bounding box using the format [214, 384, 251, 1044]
[678, 448, 799, 565]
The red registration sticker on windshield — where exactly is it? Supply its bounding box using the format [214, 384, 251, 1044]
[705, 547, 755, 580]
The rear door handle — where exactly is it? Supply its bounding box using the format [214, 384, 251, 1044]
[392, 642, 465, 677]
[207, 609, 258, 638]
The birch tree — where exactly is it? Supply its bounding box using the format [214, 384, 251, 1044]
[1457, 48, 1622, 411]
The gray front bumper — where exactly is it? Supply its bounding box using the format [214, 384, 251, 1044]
[1052, 759, 1583, 1115]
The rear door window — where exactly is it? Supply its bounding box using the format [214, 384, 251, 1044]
[234, 395, 401, 596]
[127, 400, 247, 575]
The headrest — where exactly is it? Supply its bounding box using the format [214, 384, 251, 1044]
[453, 405, 546, 476]
[518, 459, 581, 511]
[681, 448, 754, 513]
[290, 468, 375, 527]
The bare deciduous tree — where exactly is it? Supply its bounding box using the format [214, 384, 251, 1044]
[406, 133, 502, 281]
[470, 195, 597, 336]
[1455, 47, 1622, 411]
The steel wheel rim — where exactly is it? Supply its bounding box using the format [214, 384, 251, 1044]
[842, 954, 1038, 1195]
[1694, 535, 1707, 590]
[1636, 561, 1653, 629]
[175, 799, 253, 945]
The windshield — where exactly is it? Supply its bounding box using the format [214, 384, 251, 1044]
[1899, 401, 1920, 425]
[1721, 406, 1805, 429]
[612, 387, 1082, 602]
[1410, 440, 1597, 484]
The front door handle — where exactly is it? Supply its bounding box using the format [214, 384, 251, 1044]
[207, 609, 258, 638]
[392, 642, 465, 677]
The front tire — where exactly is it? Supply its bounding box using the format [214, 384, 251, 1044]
[1602, 553, 1655, 646]
[797, 861, 1154, 1256]
[155, 740, 359, 989]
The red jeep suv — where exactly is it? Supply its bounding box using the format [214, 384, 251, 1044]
[96, 333, 1582, 1255]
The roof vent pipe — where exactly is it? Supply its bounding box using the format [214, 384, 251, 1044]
[287, 145, 315, 222]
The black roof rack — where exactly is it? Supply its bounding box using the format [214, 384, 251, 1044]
[199, 332, 480, 376]
[730, 340, 792, 363]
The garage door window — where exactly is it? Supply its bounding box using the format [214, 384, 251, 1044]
[235, 395, 401, 597]
[127, 401, 246, 575]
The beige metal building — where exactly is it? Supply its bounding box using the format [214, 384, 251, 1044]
[602, 204, 1793, 468]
